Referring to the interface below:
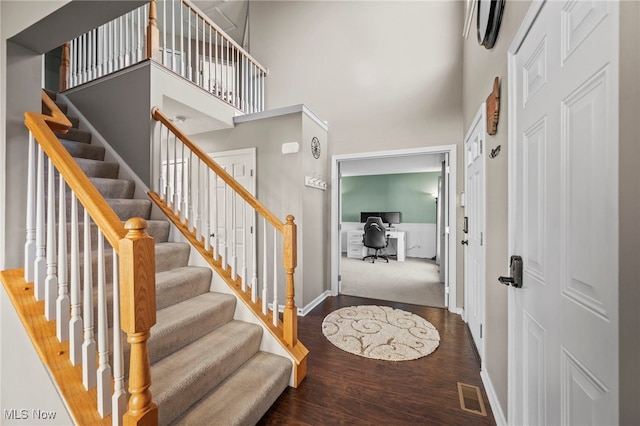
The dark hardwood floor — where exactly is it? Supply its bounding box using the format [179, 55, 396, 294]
[258, 295, 496, 426]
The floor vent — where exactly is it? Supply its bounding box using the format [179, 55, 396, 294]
[457, 382, 487, 416]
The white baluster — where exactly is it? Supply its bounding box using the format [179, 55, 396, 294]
[88, 29, 94, 81]
[34, 145, 46, 300]
[119, 16, 125, 69]
[187, 10, 192, 82]
[164, 127, 170, 202]
[181, 142, 187, 222]
[273, 228, 278, 326]
[56, 176, 69, 342]
[231, 191, 237, 279]
[107, 22, 114, 74]
[261, 70, 265, 111]
[45, 158, 58, 320]
[171, 0, 176, 72]
[208, 26, 213, 92]
[262, 218, 268, 315]
[69, 192, 82, 365]
[82, 209, 96, 390]
[97, 26, 104, 78]
[211, 168, 218, 259]
[251, 211, 258, 303]
[24, 133, 36, 282]
[188, 151, 194, 232]
[162, 0, 167, 67]
[96, 231, 111, 417]
[204, 168, 211, 252]
[221, 180, 227, 269]
[179, 1, 184, 76]
[111, 251, 126, 426]
[172, 134, 178, 213]
[241, 200, 247, 291]
[214, 30, 218, 96]
[195, 160, 202, 241]
[201, 18, 206, 89]
[124, 13, 130, 67]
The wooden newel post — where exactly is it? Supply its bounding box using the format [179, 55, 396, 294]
[119, 218, 158, 426]
[59, 42, 70, 92]
[146, 0, 160, 61]
[282, 215, 298, 347]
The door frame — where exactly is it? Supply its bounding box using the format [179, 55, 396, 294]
[330, 145, 458, 313]
[463, 104, 487, 362]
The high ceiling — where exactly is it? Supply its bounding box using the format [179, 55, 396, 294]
[190, 0, 249, 47]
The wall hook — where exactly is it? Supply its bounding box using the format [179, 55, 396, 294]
[489, 145, 501, 158]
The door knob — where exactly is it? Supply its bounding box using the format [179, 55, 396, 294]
[461, 240, 468, 245]
[498, 255, 523, 288]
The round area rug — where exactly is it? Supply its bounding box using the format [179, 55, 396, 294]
[321, 305, 440, 361]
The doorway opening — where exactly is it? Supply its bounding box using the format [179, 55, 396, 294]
[331, 145, 457, 312]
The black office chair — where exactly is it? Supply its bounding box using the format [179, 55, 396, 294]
[362, 217, 389, 263]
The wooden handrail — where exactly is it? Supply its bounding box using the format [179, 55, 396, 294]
[26, 90, 157, 425]
[151, 107, 283, 231]
[27, 93, 125, 248]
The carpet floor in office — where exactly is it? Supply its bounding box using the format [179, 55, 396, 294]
[339, 255, 446, 308]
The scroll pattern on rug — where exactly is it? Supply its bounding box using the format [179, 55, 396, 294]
[321, 305, 440, 361]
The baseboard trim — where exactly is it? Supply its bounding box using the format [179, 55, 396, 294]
[298, 290, 331, 316]
[480, 369, 507, 426]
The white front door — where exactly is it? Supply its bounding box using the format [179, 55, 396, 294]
[464, 106, 486, 361]
[208, 148, 256, 281]
[509, 1, 619, 424]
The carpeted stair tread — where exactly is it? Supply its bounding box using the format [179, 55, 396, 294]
[170, 351, 291, 426]
[148, 292, 237, 364]
[61, 139, 104, 161]
[106, 198, 152, 221]
[55, 127, 92, 144]
[155, 266, 212, 310]
[54, 100, 67, 114]
[155, 242, 191, 272]
[90, 177, 135, 199]
[67, 116, 80, 129]
[152, 320, 263, 426]
[75, 157, 119, 179]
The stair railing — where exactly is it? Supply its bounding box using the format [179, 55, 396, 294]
[61, 0, 266, 114]
[23, 90, 158, 425]
[150, 107, 308, 386]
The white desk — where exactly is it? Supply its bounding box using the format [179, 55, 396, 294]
[347, 229, 406, 261]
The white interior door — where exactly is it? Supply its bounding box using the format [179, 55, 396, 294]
[464, 106, 486, 361]
[208, 148, 256, 279]
[509, 1, 619, 424]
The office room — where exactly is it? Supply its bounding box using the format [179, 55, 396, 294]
[338, 154, 446, 308]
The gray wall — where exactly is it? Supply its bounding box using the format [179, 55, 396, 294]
[192, 110, 329, 307]
[247, 0, 466, 306]
[462, 0, 532, 415]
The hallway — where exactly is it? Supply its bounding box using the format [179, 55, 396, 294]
[258, 295, 496, 425]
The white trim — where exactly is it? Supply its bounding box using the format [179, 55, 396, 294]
[233, 103, 329, 132]
[463, 104, 487, 363]
[298, 290, 331, 317]
[481, 369, 507, 426]
[507, 3, 546, 425]
[331, 145, 457, 313]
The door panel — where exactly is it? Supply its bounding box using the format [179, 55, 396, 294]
[511, 1, 618, 424]
[464, 107, 486, 360]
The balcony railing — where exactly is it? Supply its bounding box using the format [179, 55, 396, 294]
[62, 0, 266, 114]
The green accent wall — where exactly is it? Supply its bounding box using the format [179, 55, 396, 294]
[341, 172, 440, 223]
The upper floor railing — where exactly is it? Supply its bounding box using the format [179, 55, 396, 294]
[61, 0, 266, 114]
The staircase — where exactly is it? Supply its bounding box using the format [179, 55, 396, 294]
[44, 89, 291, 425]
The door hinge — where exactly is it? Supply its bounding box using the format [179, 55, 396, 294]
[446, 166, 451, 174]
[480, 324, 483, 338]
[480, 139, 483, 154]
[339, 223, 342, 231]
[480, 232, 483, 246]
[250, 169, 254, 177]
[250, 226, 253, 234]
[445, 226, 450, 234]
[338, 274, 342, 282]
